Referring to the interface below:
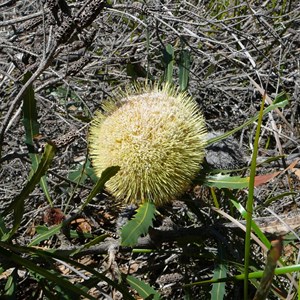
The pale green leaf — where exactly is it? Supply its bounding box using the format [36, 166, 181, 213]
[207, 99, 288, 146]
[211, 264, 226, 300]
[204, 174, 249, 189]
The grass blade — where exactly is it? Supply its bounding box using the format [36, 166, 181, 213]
[244, 94, 266, 298]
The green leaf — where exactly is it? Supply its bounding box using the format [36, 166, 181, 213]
[1, 143, 56, 241]
[184, 263, 300, 287]
[162, 44, 174, 84]
[80, 166, 120, 211]
[126, 275, 161, 300]
[4, 268, 17, 298]
[207, 99, 288, 146]
[68, 159, 98, 185]
[211, 264, 226, 300]
[273, 91, 289, 104]
[210, 241, 226, 300]
[204, 174, 249, 189]
[68, 163, 88, 185]
[22, 72, 39, 150]
[0, 215, 9, 239]
[121, 202, 156, 247]
[230, 200, 271, 249]
[70, 234, 108, 256]
[179, 49, 191, 91]
[22, 72, 52, 205]
[0, 245, 95, 300]
[28, 224, 63, 246]
[0, 241, 135, 300]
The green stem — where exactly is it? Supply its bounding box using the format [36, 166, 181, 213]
[244, 94, 266, 299]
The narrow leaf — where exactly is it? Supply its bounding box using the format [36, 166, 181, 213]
[22, 72, 52, 205]
[121, 202, 156, 247]
[230, 200, 271, 249]
[4, 268, 17, 298]
[244, 94, 266, 298]
[0, 246, 94, 299]
[207, 99, 288, 146]
[22, 72, 39, 151]
[210, 240, 226, 300]
[204, 174, 249, 189]
[1, 143, 56, 241]
[162, 44, 174, 84]
[184, 263, 300, 287]
[126, 275, 161, 300]
[0, 241, 135, 300]
[28, 224, 63, 246]
[179, 49, 190, 91]
[211, 264, 226, 300]
[80, 166, 120, 211]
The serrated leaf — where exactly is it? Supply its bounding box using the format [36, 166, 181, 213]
[204, 174, 249, 189]
[179, 49, 191, 91]
[1, 143, 56, 241]
[121, 202, 156, 247]
[126, 275, 161, 300]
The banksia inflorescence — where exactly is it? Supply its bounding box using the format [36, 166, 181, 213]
[89, 84, 207, 206]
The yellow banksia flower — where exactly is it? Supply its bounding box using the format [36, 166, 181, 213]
[89, 84, 207, 206]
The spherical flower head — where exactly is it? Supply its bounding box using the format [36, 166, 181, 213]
[89, 84, 207, 206]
